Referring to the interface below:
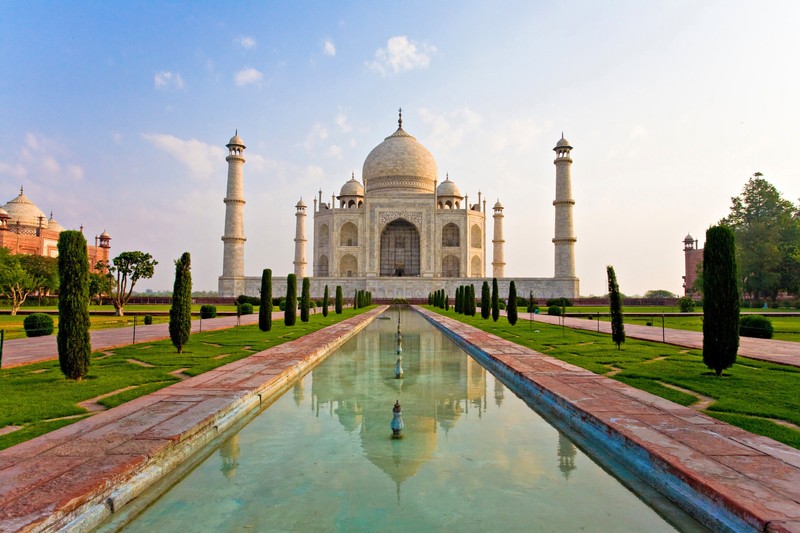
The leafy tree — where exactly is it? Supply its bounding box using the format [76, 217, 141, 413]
[300, 277, 311, 322]
[481, 281, 490, 319]
[102, 251, 158, 316]
[18, 255, 58, 304]
[607, 266, 625, 349]
[88, 271, 113, 304]
[644, 289, 677, 299]
[259, 269, 272, 332]
[335, 285, 343, 314]
[285, 274, 297, 326]
[169, 252, 192, 353]
[702, 225, 740, 376]
[57, 231, 91, 380]
[721, 173, 800, 300]
[0, 250, 40, 315]
[491, 278, 499, 322]
[322, 285, 329, 317]
[507, 280, 518, 325]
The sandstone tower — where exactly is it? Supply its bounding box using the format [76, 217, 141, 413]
[219, 131, 247, 296]
[552, 135, 576, 279]
[294, 198, 307, 278]
[492, 200, 505, 278]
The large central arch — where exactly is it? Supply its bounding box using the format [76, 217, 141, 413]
[380, 219, 420, 276]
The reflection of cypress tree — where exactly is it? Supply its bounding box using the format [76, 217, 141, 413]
[219, 434, 241, 481]
[557, 431, 577, 479]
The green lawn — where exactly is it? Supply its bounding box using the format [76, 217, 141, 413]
[0, 307, 370, 450]
[429, 307, 800, 450]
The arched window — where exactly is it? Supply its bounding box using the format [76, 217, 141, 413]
[340, 254, 357, 277]
[471, 255, 482, 277]
[317, 255, 329, 276]
[318, 224, 329, 249]
[380, 219, 420, 277]
[442, 255, 460, 277]
[442, 223, 460, 247]
[470, 224, 482, 248]
[340, 222, 358, 246]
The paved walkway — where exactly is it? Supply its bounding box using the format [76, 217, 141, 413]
[519, 311, 800, 368]
[0, 312, 283, 369]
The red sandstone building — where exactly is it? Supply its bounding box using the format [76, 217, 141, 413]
[683, 233, 702, 296]
[0, 187, 110, 269]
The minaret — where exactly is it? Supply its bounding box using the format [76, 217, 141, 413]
[492, 200, 505, 278]
[220, 131, 246, 296]
[553, 134, 576, 278]
[294, 198, 307, 278]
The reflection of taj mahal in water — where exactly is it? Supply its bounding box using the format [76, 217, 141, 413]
[219, 110, 579, 299]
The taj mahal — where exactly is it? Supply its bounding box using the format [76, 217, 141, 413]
[218, 110, 579, 300]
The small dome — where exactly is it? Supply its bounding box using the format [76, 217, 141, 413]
[494, 200, 503, 209]
[0, 207, 9, 219]
[436, 175, 462, 198]
[339, 175, 364, 197]
[556, 136, 571, 147]
[100, 229, 111, 239]
[296, 198, 306, 208]
[2, 189, 48, 228]
[684, 233, 694, 243]
[227, 131, 245, 147]
[47, 212, 65, 233]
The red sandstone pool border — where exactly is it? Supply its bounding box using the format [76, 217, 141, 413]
[416, 307, 800, 533]
[0, 307, 386, 533]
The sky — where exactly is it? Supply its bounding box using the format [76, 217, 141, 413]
[2, 1, 799, 296]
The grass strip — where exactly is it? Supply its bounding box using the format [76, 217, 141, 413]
[429, 306, 800, 450]
[0, 307, 370, 450]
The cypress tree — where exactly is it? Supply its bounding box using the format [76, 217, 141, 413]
[507, 280, 518, 325]
[703, 225, 740, 376]
[353, 289, 359, 309]
[444, 292, 449, 311]
[169, 252, 192, 353]
[428, 292, 433, 305]
[491, 278, 500, 322]
[455, 286, 462, 313]
[300, 277, 311, 322]
[607, 266, 626, 349]
[57, 230, 91, 380]
[285, 274, 297, 326]
[467, 285, 475, 316]
[259, 269, 272, 332]
[481, 281, 490, 319]
[322, 285, 329, 317]
[527, 290, 535, 313]
[335, 285, 343, 314]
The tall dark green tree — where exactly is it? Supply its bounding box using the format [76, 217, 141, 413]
[322, 285, 329, 317]
[455, 286, 462, 313]
[468, 285, 476, 316]
[507, 280, 518, 325]
[57, 231, 91, 380]
[607, 266, 625, 349]
[481, 281, 490, 319]
[335, 285, 343, 314]
[169, 252, 192, 353]
[702, 225, 740, 376]
[353, 289, 359, 309]
[491, 278, 500, 322]
[300, 277, 311, 322]
[527, 290, 535, 313]
[259, 269, 273, 332]
[444, 292, 449, 311]
[285, 274, 297, 326]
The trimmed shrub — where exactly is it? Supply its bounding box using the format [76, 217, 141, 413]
[279, 300, 286, 311]
[200, 304, 217, 319]
[498, 300, 506, 310]
[24, 313, 54, 337]
[259, 269, 273, 332]
[678, 296, 695, 313]
[335, 285, 343, 314]
[702, 225, 740, 376]
[285, 274, 297, 325]
[169, 252, 192, 353]
[300, 277, 310, 322]
[547, 305, 562, 316]
[322, 285, 329, 317]
[507, 281, 518, 325]
[739, 314, 773, 339]
[240, 302, 254, 315]
[236, 294, 260, 306]
[57, 230, 91, 380]
[144, 315, 153, 325]
[546, 297, 573, 307]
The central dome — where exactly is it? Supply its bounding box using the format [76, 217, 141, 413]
[362, 119, 438, 195]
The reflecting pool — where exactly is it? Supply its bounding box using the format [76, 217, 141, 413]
[118, 309, 703, 532]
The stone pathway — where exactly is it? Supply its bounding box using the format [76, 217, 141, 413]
[0, 307, 383, 532]
[419, 308, 800, 532]
[520, 312, 800, 369]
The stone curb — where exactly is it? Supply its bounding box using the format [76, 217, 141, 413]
[0, 307, 385, 533]
[417, 307, 800, 533]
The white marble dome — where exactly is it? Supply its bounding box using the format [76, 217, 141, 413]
[363, 123, 438, 195]
[339, 175, 364, 197]
[436, 175, 462, 198]
[47, 212, 65, 233]
[2, 190, 48, 228]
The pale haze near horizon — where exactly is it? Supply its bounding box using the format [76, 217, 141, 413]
[1, 1, 798, 297]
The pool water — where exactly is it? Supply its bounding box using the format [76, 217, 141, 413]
[118, 309, 704, 532]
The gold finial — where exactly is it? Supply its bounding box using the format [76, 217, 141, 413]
[351, 171, 355, 180]
[20, 185, 23, 195]
[398, 107, 403, 129]
[235, 128, 238, 136]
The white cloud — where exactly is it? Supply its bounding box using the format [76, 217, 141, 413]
[327, 145, 343, 159]
[419, 107, 483, 153]
[68, 164, 84, 180]
[234, 67, 263, 87]
[335, 113, 351, 132]
[366, 36, 436, 76]
[142, 133, 225, 179]
[323, 39, 336, 56]
[236, 36, 256, 49]
[25, 133, 39, 150]
[42, 156, 61, 174]
[303, 123, 329, 151]
[154, 71, 185, 90]
[0, 161, 27, 179]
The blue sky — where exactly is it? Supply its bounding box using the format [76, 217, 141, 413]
[2, 1, 798, 296]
